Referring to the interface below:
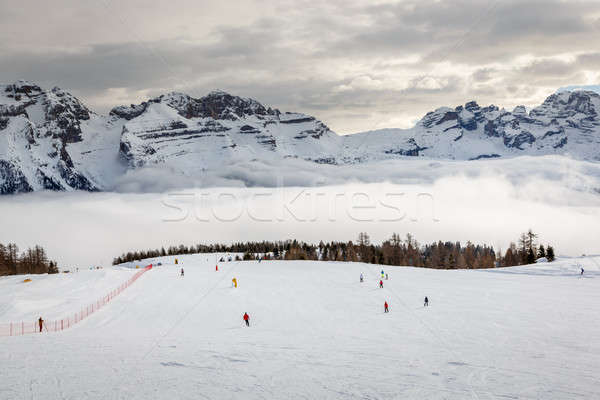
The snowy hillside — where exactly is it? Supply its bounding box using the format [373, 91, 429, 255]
[114, 91, 342, 174]
[1, 255, 599, 399]
[346, 91, 600, 162]
[0, 81, 124, 194]
[2, 80, 600, 194]
[0, 266, 138, 321]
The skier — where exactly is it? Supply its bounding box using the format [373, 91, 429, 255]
[385, 273, 389, 280]
[379, 280, 384, 288]
[381, 269, 385, 279]
[180, 268, 184, 277]
[360, 273, 364, 282]
[424, 296, 429, 307]
[243, 312, 250, 327]
[384, 301, 389, 313]
[215, 265, 219, 271]
[38, 317, 44, 333]
[581, 267, 585, 276]
[232, 278, 237, 288]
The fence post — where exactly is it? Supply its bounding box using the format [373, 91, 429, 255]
[10, 322, 12, 336]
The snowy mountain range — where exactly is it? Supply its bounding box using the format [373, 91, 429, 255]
[1, 80, 600, 194]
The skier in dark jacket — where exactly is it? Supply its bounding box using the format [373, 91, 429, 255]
[181, 268, 184, 277]
[384, 301, 389, 313]
[581, 268, 584, 276]
[243, 312, 250, 327]
[424, 296, 429, 307]
[38, 317, 44, 332]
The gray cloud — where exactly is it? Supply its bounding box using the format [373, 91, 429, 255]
[0, 0, 599, 133]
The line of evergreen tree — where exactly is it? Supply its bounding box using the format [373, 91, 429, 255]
[0, 243, 59, 276]
[499, 229, 556, 266]
[112, 230, 556, 269]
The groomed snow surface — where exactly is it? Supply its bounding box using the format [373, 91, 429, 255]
[1, 254, 599, 399]
[0, 267, 139, 322]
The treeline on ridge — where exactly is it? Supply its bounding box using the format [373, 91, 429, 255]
[113, 230, 555, 269]
[0, 243, 59, 276]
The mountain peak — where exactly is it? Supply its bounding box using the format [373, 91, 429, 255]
[1, 81, 43, 103]
[8, 80, 42, 93]
[111, 89, 279, 121]
[206, 89, 232, 97]
[512, 105, 527, 115]
[531, 90, 599, 119]
[464, 100, 480, 112]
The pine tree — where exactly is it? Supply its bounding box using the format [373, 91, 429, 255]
[525, 229, 538, 261]
[48, 261, 59, 274]
[537, 245, 546, 259]
[518, 233, 528, 264]
[357, 232, 370, 262]
[526, 247, 536, 264]
[447, 252, 457, 269]
[546, 246, 555, 262]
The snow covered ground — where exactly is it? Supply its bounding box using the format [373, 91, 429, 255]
[0, 267, 138, 321]
[1, 254, 599, 399]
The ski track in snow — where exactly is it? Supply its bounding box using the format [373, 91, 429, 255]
[1, 254, 600, 399]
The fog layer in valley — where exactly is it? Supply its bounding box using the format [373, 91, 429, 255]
[2, 156, 599, 267]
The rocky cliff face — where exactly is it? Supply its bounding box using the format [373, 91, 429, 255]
[0, 81, 101, 194]
[1, 81, 599, 194]
[345, 90, 600, 162]
[113, 91, 340, 172]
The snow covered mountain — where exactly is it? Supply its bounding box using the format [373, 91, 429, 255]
[112, 90, 341, 174]
[1, 80, 600, 194]
[0, 81, 123, 194]
[345, 91, 600, 162]
[0, 81, 342, 194]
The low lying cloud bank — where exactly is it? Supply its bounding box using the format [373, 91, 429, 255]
[111, 155, 600, 203]
[1, 156, 599, 267]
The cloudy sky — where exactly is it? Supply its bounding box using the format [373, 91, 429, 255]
[1, 0, 599, 133]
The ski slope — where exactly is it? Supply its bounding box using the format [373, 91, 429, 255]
[1, 255, 599, 399]
[0, 267, 139, 321]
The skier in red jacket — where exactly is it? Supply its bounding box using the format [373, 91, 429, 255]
[243, 312, 250, 327]
[379, 280, 383, 288]
[384, 301, 389, 313]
